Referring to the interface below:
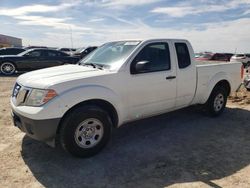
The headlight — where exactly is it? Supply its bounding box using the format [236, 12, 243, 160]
[26, 89, 57, 106]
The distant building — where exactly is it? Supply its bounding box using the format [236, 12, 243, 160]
[0, 34, 22, 48]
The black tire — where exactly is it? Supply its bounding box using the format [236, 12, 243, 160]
[0, 62, 16, 75]
[59, 105, 112, 158]
[204, 86, 227, 117]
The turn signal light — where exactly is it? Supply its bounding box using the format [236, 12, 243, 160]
[43, 89, 57, 103]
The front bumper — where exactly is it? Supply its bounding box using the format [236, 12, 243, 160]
[11, 110, 60, 147]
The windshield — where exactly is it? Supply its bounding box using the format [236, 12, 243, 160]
[17, 49, 32, 56]
[75, 47, 85, 53]
[79, 41, 140, 69]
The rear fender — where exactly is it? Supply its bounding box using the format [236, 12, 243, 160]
[201, 72, 231, 104]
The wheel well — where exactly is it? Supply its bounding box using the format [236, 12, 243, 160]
[1, 61, 17, 68]
[57, 99, 119, 134]
[214, 80, 231, 96]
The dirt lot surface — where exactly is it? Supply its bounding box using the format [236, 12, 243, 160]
[1, 75, 250, 188]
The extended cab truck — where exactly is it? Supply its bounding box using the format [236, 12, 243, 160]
[11, 39, 242, 157]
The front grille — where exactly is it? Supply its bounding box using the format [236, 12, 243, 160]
[12, 83, 21, 97]
[12, 83, 30, 106]
[16, 89, 29, 105]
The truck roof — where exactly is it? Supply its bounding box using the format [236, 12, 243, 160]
[109, 38, 188, 43]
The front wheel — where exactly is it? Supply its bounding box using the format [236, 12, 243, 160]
[59, 105, 112, 157]
[0, 62, 16, 75]
[204, 86, 227, 116]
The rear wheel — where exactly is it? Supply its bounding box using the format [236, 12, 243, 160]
[0, 62, 16, 75]
[59, 105, 112, 157]
[204, 86, 227, 116]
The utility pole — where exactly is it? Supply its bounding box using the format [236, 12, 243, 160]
[234, 47, 237, 54]
[69, 26, 73, 49]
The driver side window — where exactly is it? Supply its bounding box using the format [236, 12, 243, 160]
[130, 42, 171, 74]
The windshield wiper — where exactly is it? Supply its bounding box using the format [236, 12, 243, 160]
[84, 62, 96, 68]
[83, 62, 104, 70]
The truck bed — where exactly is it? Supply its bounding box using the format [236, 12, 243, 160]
[192, 61, 242, 104]
[196, 60, 230, 65]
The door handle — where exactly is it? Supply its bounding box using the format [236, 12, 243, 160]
[166, 76, 176, 80]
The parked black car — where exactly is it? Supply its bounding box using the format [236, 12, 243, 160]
[24, 46, 48, 50]
[0, 47, 25, 55]
[196, 53, 233, 61]
[73, 46, 98, 59]
[57, 48, 76, 55]
[0, 49, 80, 75]
[210, 53, 234, 61]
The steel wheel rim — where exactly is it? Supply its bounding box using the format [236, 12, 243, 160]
[1, 63, 15, 75]
[74, 118, 104, 148]
[213, 93, 224, 112]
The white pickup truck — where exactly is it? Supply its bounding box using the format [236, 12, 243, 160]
[11, 39, 242, 157]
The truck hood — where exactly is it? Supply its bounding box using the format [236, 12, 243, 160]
[17, 64, 113, 89]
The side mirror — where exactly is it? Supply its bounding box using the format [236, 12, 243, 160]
[135, 60, 150, 73]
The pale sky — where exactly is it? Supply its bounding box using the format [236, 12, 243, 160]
[0, 0, 250, 53]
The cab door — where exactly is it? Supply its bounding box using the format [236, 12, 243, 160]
[173, 41, 196, 107]
[127, 41, 177, 120]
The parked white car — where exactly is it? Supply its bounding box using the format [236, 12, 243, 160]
[230, 54, 250, 67]
[11, 39, 242, 157]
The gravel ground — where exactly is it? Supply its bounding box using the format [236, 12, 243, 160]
[0, 75, 250, 188]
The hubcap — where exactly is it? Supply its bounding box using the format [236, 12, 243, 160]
[74, 118, 104, 148]
[213, 93, 224, 112]
[1, 63, 15, 74]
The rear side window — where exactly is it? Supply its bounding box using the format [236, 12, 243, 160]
[175, 43, 191, 69]
[29, 51, 42, 57]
